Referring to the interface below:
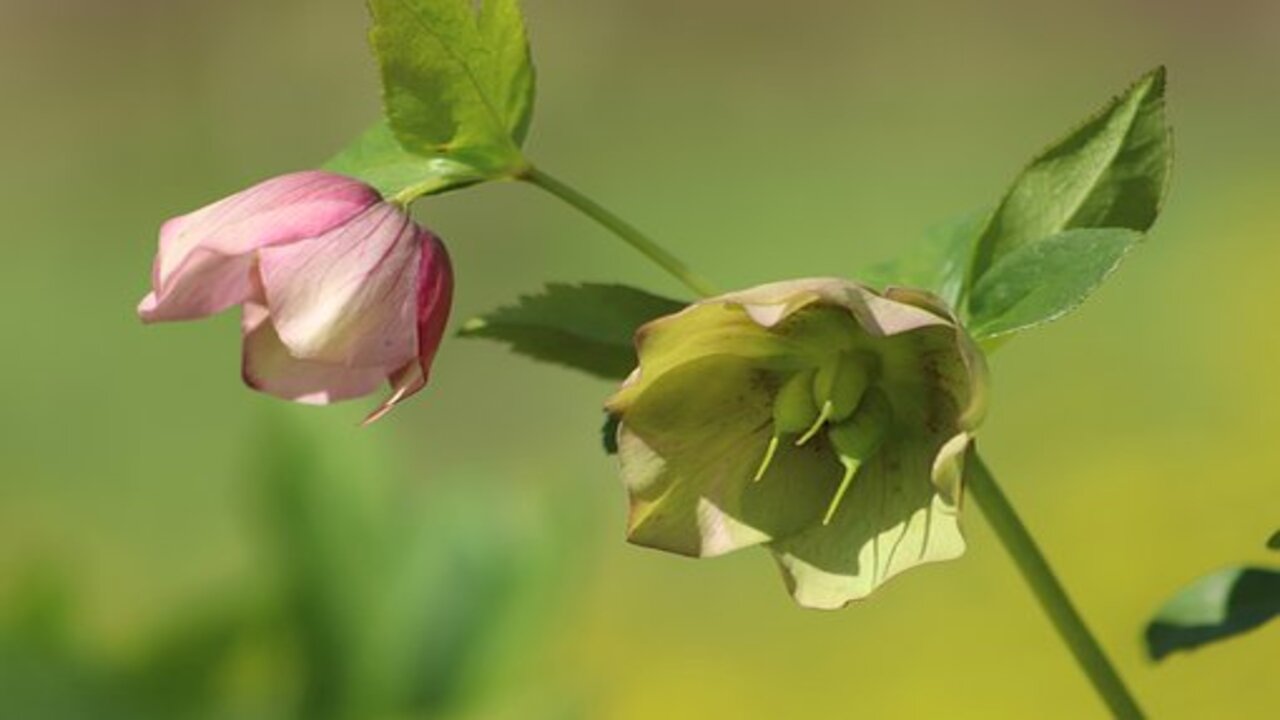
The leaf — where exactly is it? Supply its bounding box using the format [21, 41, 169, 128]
[1145, 566, 1280, 660]
[338, 0, 537, 202]
[459, 283, 687, 380]
[966, 227, 1142, 339]
[601, 413, 621, 455]
[252, 411, 576, 717]
[124, 606, 251, 717]
[477, 0, 537, 146]
[254, 413, 397, 719]
[324, 122, 489, 200]
[967, 67, 1172, 291]
[368, 0, 535, 172]
[863, 210, 986, 310]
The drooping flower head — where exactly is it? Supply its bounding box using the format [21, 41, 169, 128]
[139, 171, 453, 422]
[606, 278, 987, 609]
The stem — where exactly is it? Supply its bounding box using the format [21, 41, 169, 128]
[967, 453, 1145, 719]
[520, 167, 717, 298]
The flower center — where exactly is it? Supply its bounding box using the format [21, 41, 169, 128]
[753, 351, 893, 525]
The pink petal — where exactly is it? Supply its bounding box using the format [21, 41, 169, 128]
[258, 203, 424, 369]
[364, 233, 454, 424]
[240, 303, 388, 405]
[139, 171, 379, 323]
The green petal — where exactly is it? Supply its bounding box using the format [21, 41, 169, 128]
[881, 287, 988, 430]
[770, 432, 966, 609]
[608, 301, 848, 413]
[617, 356, 840, 557]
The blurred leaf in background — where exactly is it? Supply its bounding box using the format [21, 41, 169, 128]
[1145, 566, 1280, 661]
[862, 211, 986, 308]
[0, 568, 138, 720]
[1144, 531, 1280, 662]
[0, 410, 584, 720]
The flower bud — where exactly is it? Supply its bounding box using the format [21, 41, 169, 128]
[606, 278, 987, 608]
[137, 171, 453, 422]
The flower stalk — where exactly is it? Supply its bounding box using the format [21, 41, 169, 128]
[967, 453, 1145, 719]
[520, 167, 718, 298]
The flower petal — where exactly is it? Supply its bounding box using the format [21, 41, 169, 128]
[240, 303, 387, 405]
[607, 302, 834, 414]
[259, 203, 423, 368]
[139, 171, 378, 323]
[362, 232, 454, 424]
[716, 278, 955, 336]
[617, 355, 840, 557]
[769, 432, 968, 610]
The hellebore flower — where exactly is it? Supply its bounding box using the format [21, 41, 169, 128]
[138, 171, 453, 423]
[606, 278, 987, 609]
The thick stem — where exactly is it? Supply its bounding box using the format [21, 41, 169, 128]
[967, 453, 1145, 719]
[520, 167, 717, 298]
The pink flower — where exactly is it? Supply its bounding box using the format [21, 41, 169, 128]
[138, 170, 453, 423]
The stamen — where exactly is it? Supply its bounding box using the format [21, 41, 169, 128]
[823, 457, 860, 525]
[795, 400, 833, 446]
[753, 435, 781, 482]
[820, 389, 893, 525]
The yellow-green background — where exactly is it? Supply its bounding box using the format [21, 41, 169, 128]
[2, 0, 1277, 717]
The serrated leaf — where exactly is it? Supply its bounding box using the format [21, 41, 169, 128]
[863, 210, 986, 310]
[967, 67, 1171, 292]
[966, 227, 1141, 339]
[459, 283, 687, 380]
[601, 413, 621, 455]
[1145, 566, 1280, 660]
[368, 0, 535, 172]
[324, 122, 489, 200]
[477, 0, 537, 146]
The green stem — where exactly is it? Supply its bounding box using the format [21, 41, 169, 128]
[520, 167, 718, 298]
[967, 453, 1145, 719]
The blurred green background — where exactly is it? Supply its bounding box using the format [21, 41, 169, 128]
[2, 0, 1278, 717]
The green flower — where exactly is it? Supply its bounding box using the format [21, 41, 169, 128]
[605, 278, 988, 609]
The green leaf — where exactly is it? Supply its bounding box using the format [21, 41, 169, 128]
[324, 122, 489, 200]
[368, 0, 535, 173]
[477, 0, 537, 146]
[459, 283, 687, 380]
[1145, 566, 1280, 660]
[967, 67, 1171, 291]
[967, 227, 1142, 339]
[863, 210, 986, 309]
[601, 413, 621, 455]
[252, 410, 576, 717]
[328, 1, 535, 201]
